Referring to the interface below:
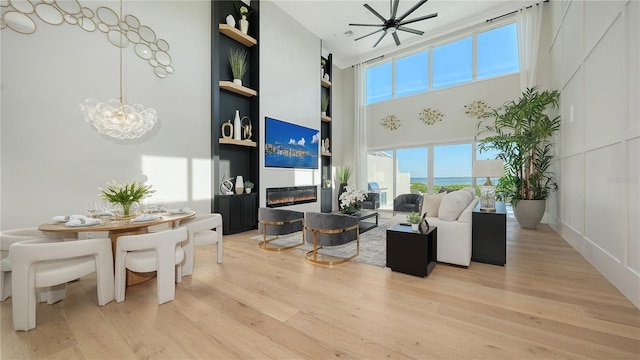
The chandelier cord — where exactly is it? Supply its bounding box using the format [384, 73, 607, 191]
[119, 0, 124, 105]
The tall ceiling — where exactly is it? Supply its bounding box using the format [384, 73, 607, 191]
[271, 0, 538, 69]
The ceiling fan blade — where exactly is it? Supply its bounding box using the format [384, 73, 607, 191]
[349, 23, 385, 27]
[373, 31, 388, 47]
[399, 12, 438, 26]
[355, 28, 385, 41]
[391, 0, 400, 19]
[396, 0, 429, 22]
[392, 31, 401, 46]
[364, 4, 387, 23]
[397, 26, 424, 35]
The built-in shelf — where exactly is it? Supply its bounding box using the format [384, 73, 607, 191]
[219, 24, 257, 47]
[321, 78, 332, 88]
[219, 138, 257, 147]
[219, 81, 258, 97]
[321, 151, 331, 157]
[321, 115, 332, 122]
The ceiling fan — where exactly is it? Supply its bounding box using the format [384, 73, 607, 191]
[349, 0, 438, 47]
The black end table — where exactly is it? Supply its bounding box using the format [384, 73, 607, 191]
[472, 201, 507, 265]
[386, 224, 437, 277]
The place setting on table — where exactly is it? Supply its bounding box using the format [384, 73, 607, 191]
[38, 180, 195, 235]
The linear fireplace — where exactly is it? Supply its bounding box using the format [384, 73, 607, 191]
[266, 186, 317, 207]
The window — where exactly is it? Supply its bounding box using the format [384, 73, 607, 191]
[395, 50, 429, 98]
[477, 23, 519, 79]
[365, 22, 519, 102]
[432, 37, 473, 89]
[433, 143, 472, 192]
[366, 61, 392, 104]
[396, 147, 428, 195]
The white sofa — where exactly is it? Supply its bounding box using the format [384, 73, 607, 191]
[391, 188, 478, 267]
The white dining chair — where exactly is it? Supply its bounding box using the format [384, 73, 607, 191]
[1, 228, 65, 302]
[180, 214, 223, 276]
[114, 227, 188, 304]
[9, 237, 115, 331]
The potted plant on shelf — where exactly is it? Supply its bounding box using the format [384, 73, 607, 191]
[236, 3, 251, 34]
[406, 211, 422, 231]
[336, 166, 352, 204]
[228, 48, 248, 86]
[476, 86, 561, 229]
[244, 180, 254, 194]
[321, 91, 329, 117]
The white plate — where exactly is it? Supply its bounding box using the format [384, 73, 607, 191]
[132, 217, 159, 223]
[65, 221, 101, 228]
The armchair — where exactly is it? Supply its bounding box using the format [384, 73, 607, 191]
[258, 208, 305, 252]
[359, 192, 380, 209]
[393, 193, 423, 214]
[304, 212, 359, 266]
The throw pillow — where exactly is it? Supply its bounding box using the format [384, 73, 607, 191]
[461, 187, 477, 199]
[421, 192, 447, 218]
[438, 187, 455, 193]
[438, 190, 473, 221]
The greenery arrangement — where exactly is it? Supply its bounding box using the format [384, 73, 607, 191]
[236, 2, 251, 19]
[336, 166, 352, 184]
[244, 180, 254, 189]
[476, 86, 561, 205]
[321, 91, 329, 113]
[339, 184, 366, 214]
[228, 48, 248, 81]
[406, 211, 422, 224]
[99, 180, 155, 217]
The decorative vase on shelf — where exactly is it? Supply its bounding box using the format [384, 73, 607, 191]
[233, 78, 242, 86]
[234, 110, 242, 140]
[411, 223, 419, 231]
[245, 188, 252, 194]
[239, 16, 248, 35]
[235, 175, 244, 195]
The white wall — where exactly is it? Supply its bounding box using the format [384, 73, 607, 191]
[367, 74, 520, 149]
[0, 1, 211, 229]
[545, 0, 639, 307]
[259, 0, 322, 212]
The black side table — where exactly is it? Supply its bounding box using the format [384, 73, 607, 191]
[386, 224, 437, 277]
[472, 202, 507, 265]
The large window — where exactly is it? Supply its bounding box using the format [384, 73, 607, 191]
[477, 23, 519, 79]
[366, 61, 392, 104]
[365, 22, 519, 104]
[433, 144, 472, 192]
[432, 37, 473, 89]
[395, 50, 429, 98]
[396, 147, 428, 195]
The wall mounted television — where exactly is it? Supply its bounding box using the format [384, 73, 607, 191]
[264, 117, 319, 170]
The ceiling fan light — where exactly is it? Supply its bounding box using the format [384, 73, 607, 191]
[387, 27, 396, 33]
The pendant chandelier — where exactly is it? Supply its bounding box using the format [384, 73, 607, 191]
[80, 0, 157, 140]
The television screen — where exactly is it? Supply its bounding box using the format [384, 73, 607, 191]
[265, 117, 319, 169]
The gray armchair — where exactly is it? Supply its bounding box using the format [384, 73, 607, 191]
[257, 208, 304, 252]
[304, 212, 359, 265]
[393, 194, 423, 214]
[359, 192, 380, 209]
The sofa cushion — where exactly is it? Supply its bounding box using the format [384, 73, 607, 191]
[421, 192, 447, 217]
[460, 187, 477, 199]
[439, 190, 473, 221]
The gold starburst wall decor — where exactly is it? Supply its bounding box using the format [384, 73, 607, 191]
[464, 100, 491, 119]
[419, 108, 444, 125]
[380, 115, 401, 130]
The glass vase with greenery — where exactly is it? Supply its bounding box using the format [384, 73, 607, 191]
[99, 180, 155, 217]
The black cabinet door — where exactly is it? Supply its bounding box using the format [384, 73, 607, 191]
[472, 202, 507, 265]
[217, 193, 258, 235]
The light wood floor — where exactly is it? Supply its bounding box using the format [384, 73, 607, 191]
[1, 219, 639, 359]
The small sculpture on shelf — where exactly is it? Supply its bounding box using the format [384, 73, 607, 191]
[220, 170, 234, 195]
[241, 116, 252, 141]
[323, 138, 330, 153]
[221, 120, 233, 139]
